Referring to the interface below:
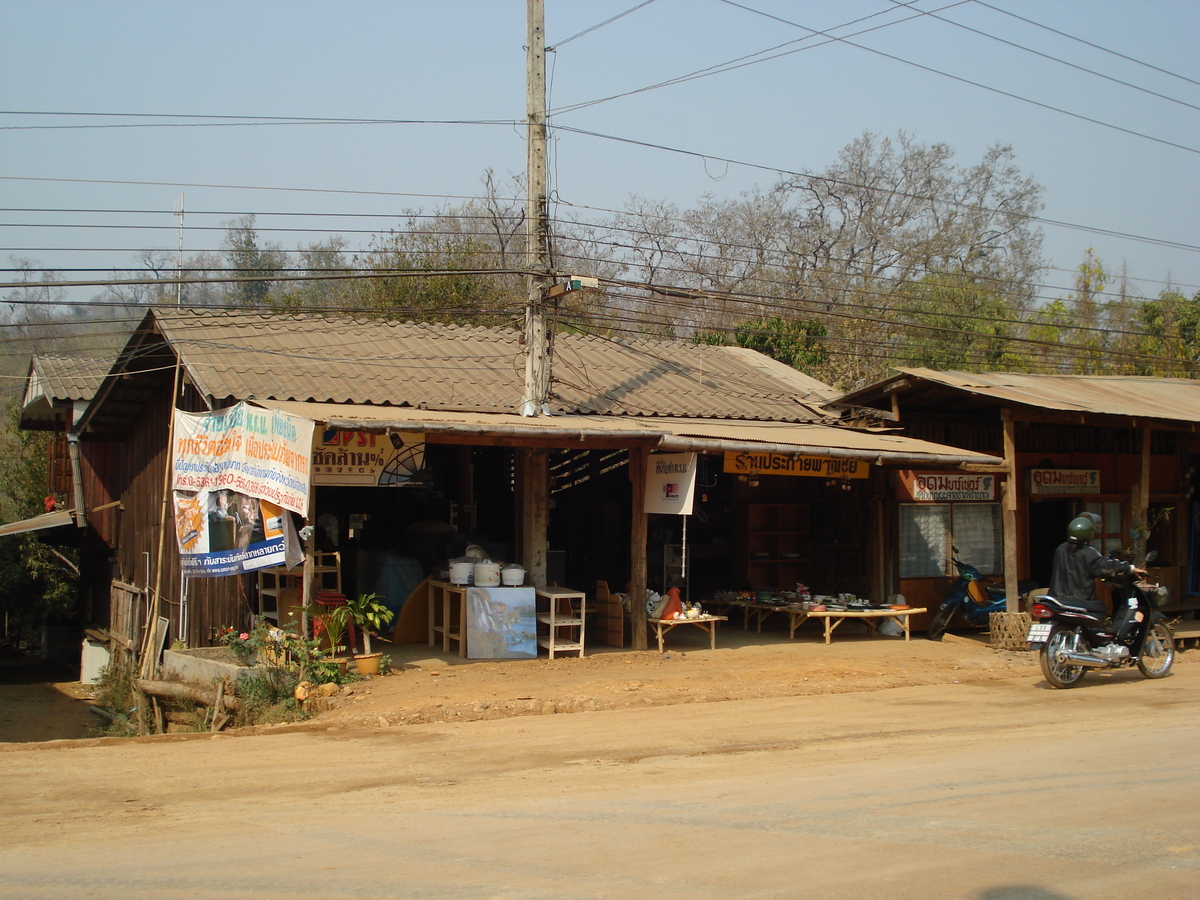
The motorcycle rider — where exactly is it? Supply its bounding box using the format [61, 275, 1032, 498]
[1049, 514, 1147, 634]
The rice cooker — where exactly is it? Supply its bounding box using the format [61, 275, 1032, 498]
[501, 563, 526, 586]
[473, 559, 501, 587]
[448, 557, 475, 585]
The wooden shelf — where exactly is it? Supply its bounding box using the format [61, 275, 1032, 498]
[536, 586, 586, 659]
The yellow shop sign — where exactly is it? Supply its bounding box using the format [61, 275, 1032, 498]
[723, 451, 868, 479]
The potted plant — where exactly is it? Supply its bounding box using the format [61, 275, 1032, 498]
[303, 601, 352, 673]
[345, 592, 395, 675]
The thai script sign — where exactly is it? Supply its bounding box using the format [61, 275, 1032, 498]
[722, 451, 868, 479]
[171, 402, 313, 577]
[897, 470, 997, 502]
[172, 402, 314, 514]
[645, 452, 697, 515]
[1029, 469, 1100, 495]
[312, 430, 425, 486]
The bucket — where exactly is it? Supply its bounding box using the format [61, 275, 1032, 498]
[501, 564, 526, 586]
[448, 558, 474, 585]
[473, 560, 501, 587]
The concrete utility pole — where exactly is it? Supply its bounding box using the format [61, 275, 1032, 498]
[522, 0, 551, 417]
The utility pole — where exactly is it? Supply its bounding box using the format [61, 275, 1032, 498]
[522, 0, 551, 417]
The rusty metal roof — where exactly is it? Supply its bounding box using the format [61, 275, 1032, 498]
[149, 308, 837, 422]
[260, 400, 1002, 467]
[839, 367, 1200, 426]
[20, 354, 114, 429]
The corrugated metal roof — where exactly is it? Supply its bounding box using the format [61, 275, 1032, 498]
[894, 368, 1200, 424]
[21, 355, 114, 428]
[0, 509, 76, 537]
[151, 309, 835, 423]
[260, 400, 1002, 466]
[23, 355, 112, 406]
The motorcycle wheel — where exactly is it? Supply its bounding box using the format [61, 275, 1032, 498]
[1039, 627, 1086, 689]
[1136, 623, 1175, 679]
[925, 603, 956, 641]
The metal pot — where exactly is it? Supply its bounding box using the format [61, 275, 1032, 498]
[473, 560, 501, 587]
[501, 564, 526, 586]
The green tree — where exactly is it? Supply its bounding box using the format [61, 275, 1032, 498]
[222, 215, 286, 306]
[894, 272, 1021, 370]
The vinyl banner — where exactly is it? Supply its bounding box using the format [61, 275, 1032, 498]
[173, 491, 287, 577]
[171, 402, 313, 577]
[644, 452, 697, 515]
[172, 402, 314, 515]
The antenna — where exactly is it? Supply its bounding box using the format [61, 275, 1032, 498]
[173, 194, 185, 305]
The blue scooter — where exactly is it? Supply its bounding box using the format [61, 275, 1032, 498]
[926, 548, 1036, 641]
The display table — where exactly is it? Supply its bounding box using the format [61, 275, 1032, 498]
[799, 607, 927, 644]
[716, 600, 926, 643]
[647, 614, 727, 653]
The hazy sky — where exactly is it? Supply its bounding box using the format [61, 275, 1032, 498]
[3, 0, 1197, 311]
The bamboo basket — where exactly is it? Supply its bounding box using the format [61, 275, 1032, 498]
[989, 612, 1033, 651]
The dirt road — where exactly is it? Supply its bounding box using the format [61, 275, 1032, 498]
[1, 645, 1196, 899]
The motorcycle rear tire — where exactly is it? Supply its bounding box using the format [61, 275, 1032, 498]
[925, 603, 956, 641]
[1136, 622, 1175, 679]
[1039, 627, 1086, 689]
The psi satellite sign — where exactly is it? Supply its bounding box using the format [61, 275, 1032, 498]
[312, 430, 425, 486]
[644, 452, 697, 515]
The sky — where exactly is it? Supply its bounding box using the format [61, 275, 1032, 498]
[2, 0, 1198, 318]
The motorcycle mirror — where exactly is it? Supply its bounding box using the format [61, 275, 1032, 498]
[1144, 550, 1157, 565]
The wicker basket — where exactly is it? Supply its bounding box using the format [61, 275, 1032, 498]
[989, 612, 1033, 651]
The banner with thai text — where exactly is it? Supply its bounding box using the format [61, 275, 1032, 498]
[897, 470, 997, 502]
[172, 402, 314, 515]
[723, 451, 869, 479]
[173, 490, 287, 577]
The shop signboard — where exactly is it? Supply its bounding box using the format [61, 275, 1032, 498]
[1029, 469, 1100, 495]
[170, 402, 314, 577]
[897, 470, 997, 502]
[645, 452, 697, 515]
[722, 451, 868, 480]
[312, 429, 425, 486]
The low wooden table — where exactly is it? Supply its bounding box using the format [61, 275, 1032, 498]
[799, 607, 927, 644]
[428, 580, 468, 657]
[647, 614, 727, 653]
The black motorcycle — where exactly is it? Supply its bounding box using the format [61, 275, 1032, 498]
[1026, 551, 1175, 689]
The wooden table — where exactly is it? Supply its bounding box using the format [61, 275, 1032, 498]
[647, 615, 727, 653]
[800, 607, 927, 644]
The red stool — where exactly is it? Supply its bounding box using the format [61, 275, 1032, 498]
[312, 590, 358, 655]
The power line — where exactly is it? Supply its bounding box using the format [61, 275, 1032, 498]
[888, 0, 1200, 113]
[716, 0, 1200, 157]
[547, 0, 658, 50]
[968, 0, 1200, 89]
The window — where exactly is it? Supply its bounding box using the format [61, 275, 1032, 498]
[1081, 501, 1124, 557]
[900, 502, 1002, 578]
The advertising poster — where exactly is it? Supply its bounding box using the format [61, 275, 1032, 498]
[171, 402, 313, 577]
[312, 429, 425, 486]
[465, 586, 537, 659]
[644, 452, 697, 515]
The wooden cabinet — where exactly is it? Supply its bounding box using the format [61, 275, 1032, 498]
[743, 503, 809, 591]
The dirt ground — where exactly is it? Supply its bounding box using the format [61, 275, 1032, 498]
[1, 620, 1042, 743]
[0, 637, 1195, 899]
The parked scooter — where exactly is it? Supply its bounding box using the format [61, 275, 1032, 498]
[926, 547, 1036, 641]
[1026, 551, 1174, 689]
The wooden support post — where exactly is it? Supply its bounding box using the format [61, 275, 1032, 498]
[1134, 427, 1151, 560]
[629, 446, 649, 650]
[519, 448, 550, 588]
[1002, 411, 1020, 612]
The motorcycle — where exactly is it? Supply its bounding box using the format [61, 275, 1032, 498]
[926, 547, 1036, 641]
[1026, 551, 1175, 689]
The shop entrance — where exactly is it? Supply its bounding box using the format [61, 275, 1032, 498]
[1028, 498, 1071, 588]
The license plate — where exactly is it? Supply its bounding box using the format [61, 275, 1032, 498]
[1026, 622, 1052, 642]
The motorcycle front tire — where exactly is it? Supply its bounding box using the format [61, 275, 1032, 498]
[926, 602, 956, 641]
[1136, 622, 1175, 679]
[1039, 627, 1087, 689]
